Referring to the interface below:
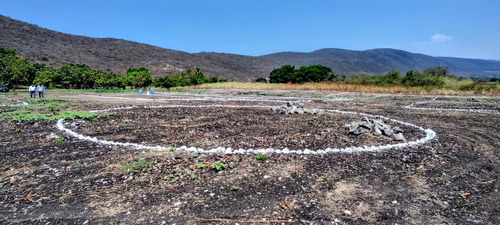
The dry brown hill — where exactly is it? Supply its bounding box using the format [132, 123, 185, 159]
[2, 15, 499, 80]
[0, 15, 273, 81]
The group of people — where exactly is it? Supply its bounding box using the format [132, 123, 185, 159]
[28, 84, 45, 98]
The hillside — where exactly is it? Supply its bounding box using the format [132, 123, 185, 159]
[0, 15, 273, 81]
[260, 48, 492, 78]
[1, 15, 500, 80]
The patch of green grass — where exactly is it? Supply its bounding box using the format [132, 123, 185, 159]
[1, 97, 95, 122]
[10, 110, 51, 122]
[255, 154, 267, 161]
[72, 162, 84, 170]
[191, 154, 199, 158]
[165, 172, 181, 184]
[167, 88, 203, 94]
[55, 137, 64, 144]
[54, 111, 95, 120]
[230, 185, 239, 191]
[48, 88, 135, 93]
[479, 97, 500, 102]
[122, 158, 154, 172]
[190, 173, 197, 180]
[211, 161, 226, 171]
[228, 162, 235, 169]
[11, 124, 21, 133]
[196, 163, 206, 169]
[168, 147, 176, 152]
[4, 110, 95, 122]
[251, 91, 286, 96]
[25, 97, 70, 104]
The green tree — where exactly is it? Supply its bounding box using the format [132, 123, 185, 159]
[188, 68, 207, 85]
[0, 46, 30, 90]
[55, 64, 96, 89]
[33, 69, 56, 88]
[424, 67, 448, 77]
[372, 69, 402, 86]
[293, 65, 333, 83]
[154, 74, 177, 89]
[126, 67, 153, 89]
[95, 72, 120, 89]
[269, 65, 295, 83]
[402, 69, 445, 87]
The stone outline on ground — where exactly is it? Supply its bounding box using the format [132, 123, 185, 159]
[56, 103, 437, 155]
[405, 96, 500, 114]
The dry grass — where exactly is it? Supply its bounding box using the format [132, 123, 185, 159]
[195, 82, 500, 96]
[321, 180, 384, 222]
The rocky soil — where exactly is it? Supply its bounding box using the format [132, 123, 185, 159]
[1, 91, 499, 224]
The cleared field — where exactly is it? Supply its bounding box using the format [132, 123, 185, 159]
[1, 90, 499, 224]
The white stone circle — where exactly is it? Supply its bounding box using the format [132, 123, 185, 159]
[56, 101, 437, 154]
[405, 96, 500, 114]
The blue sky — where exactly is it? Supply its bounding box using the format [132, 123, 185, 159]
[1, 0, 499, 59]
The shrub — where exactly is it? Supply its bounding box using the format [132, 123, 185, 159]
[255, 77, 268, 83]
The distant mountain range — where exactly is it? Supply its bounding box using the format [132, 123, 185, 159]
[1, 15, 499, 81]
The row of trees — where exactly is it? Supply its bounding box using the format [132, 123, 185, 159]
[0, 45, 225, 90]
[342, 67, 449, 87]
[269, 65, 335, 83]
[269, 64, 457, 87]
[154, 68, 226, 89]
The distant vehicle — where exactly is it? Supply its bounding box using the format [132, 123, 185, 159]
[0, 85, 9, 92]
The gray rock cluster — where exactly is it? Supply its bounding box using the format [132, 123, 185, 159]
[271, 102, 318, 115]
[344, 117, 406, 141]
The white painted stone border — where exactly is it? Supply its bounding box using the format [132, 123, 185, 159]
[56, 104, 437, 154]
[0, 96, 29, 107]
[405, 96, 500, 115]
[76, 94, 353, 103]
[0, 101, 28, 107]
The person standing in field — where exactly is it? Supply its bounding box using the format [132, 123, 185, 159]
[28, 84, 36, 98]
[37, 84, 45, 98]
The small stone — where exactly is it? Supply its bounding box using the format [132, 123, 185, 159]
[382, 127, 393, 136]
[393, 133, 406, 141]
[46, 133, 60, 140]
[344, 210, 352, 216]
[393, 126, 403, 133]
[351, 126, 367, 135]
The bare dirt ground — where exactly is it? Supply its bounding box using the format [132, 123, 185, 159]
[1, 90, 499, 224]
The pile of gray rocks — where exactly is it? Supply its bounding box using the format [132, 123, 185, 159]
[344, 117, 406, 141]
[271, 102, 319, 115]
